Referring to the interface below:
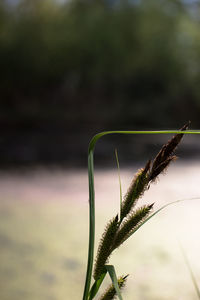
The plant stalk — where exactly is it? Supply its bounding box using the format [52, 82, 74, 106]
[82, 129, 200, 300]
[83, 149, 95, 300]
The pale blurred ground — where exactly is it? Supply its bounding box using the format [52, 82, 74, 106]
[0, 162, 200, 300]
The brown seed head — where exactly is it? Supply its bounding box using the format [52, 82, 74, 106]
[149, 122, 190, 181]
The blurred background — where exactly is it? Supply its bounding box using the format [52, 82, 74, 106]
[1, 0, 200, 299]
[1, 0, 200, 166]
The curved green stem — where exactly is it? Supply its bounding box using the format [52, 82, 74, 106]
[82, 129, 200, 300]
[83, 149, 95, 300]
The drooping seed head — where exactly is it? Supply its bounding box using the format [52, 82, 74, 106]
[149, 122, 190, 182]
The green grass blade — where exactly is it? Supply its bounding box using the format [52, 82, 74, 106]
[83, 150, 95, 300]
[83, 130, 200, 300]
[105, 265, 123, 300]
[88, 130, 200, 153]
[115, 149, 123, 221]
[179, 242, 200, 299]
[88, 269, 107, 300]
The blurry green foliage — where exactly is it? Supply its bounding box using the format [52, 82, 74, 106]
[1, 0, 200, 128]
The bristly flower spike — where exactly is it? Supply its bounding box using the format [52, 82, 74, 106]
[149, 122, 190, 182]
[93, 215, 119, 281]
[112, 204, 154, 251]
[120, 160, 151, 222]
[98, 275, 128, 300]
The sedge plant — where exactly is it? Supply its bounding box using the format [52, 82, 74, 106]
[82, 123, 200, 300]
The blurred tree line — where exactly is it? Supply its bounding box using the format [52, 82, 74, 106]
[1, 0, 200, 166]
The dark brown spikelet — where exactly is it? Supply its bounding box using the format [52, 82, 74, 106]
[149, 122, 190, 181]
[98, 275, 128, 300]
[112, 204, 154, 251]
[120, 160, 151, 221]
[149, 156, 177, 181]
[93, 215, 119, 281]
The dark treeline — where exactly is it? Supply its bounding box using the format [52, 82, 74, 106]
[1, 0, 200, 166]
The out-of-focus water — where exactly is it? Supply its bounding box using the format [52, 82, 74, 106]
[0, 162, 200, 299]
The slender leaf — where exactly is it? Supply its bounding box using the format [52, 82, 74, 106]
[179, 242, 200, 299]
[115, 149, 123, 220]
[105, 265, 123, 300]
[83, 150, 95, 300]
[89, 269, 107, 300]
